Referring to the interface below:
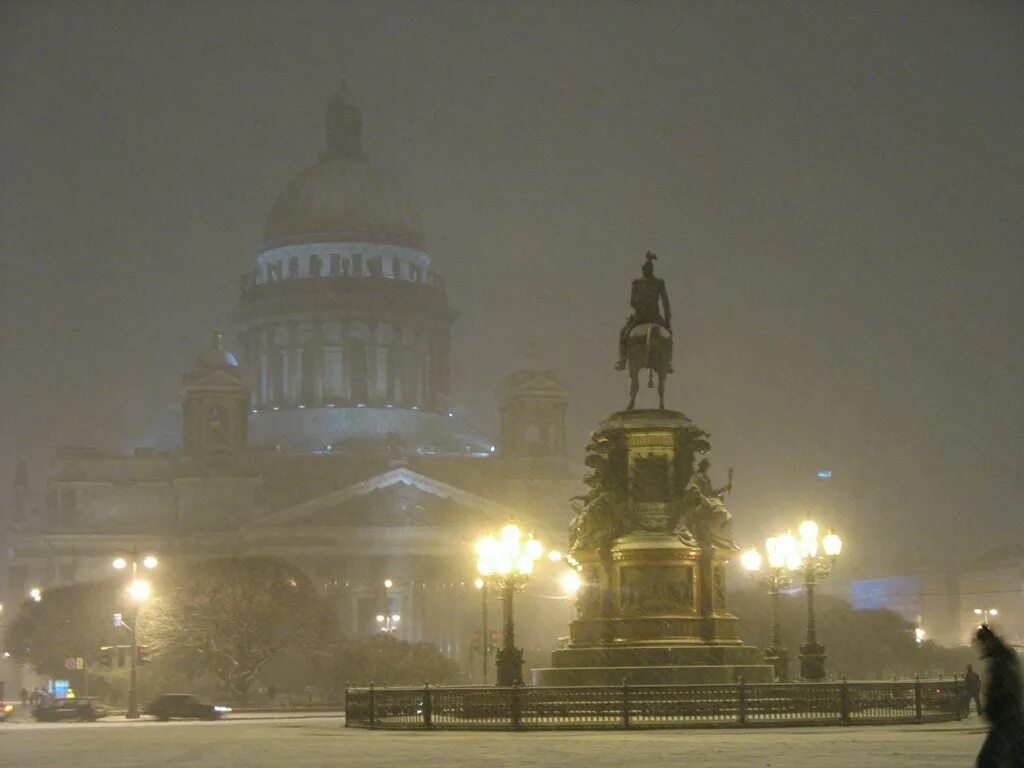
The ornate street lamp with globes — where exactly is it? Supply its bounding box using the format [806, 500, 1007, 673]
[741, 534, 798, 680]
[794, 521, 842, 681]
[742, 521, 841, 682]
[475, 522, 544, 687]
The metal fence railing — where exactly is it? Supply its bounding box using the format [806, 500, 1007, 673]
[345, 678, 963, 730]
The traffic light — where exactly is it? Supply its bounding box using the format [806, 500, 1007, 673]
[137, 645, 150, 665]
[99, 646, 113, 668]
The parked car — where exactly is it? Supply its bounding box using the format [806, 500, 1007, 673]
[32, 698, 108, 722]
[144, 693, 231, 721]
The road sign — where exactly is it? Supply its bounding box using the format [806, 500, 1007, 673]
[64, 657, 77, 670]
[113, 612, 123, 627]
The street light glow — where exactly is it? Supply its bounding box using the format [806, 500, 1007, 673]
[524, 538, 543, 561]
[128, 579, 151, 602]
[822, 530, 842, 557]
[112, 558, 128, 570]
[740, 549, 762, 572]
[501, 523, 521, 545]
[29, 587, 42, 602]
[383, 579, 393, 589]
[559, 570, 582, 595]
[142, 555, 158, 569]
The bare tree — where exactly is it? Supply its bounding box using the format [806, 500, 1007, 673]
[144, 558, 334, 702]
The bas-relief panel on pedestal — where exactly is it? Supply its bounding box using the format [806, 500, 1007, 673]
[619, 565, 694, 615]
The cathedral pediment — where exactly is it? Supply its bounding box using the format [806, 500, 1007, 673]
[248, 466, 523, 530]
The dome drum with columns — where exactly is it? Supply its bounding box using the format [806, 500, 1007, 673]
[236, 90, 467, 454]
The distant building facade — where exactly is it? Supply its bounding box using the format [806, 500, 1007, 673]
[0, 92, 572, 691]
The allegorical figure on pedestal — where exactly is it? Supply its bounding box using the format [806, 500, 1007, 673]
[683, 457, 738, 550]
[615, 252, 674, 410]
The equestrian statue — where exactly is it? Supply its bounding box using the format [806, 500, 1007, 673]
[615, 251, 674, 410]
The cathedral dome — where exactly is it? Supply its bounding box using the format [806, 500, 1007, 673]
[263, 93, 423, 249]
[195, 331, 238, 369]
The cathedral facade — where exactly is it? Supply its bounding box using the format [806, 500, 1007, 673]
[0, 92, 572, 685]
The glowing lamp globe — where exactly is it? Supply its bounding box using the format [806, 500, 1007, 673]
[823, 530, 842, 557]
[740, 549, 762, 572]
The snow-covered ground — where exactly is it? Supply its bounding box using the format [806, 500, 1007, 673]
[0, 714, 988, 767]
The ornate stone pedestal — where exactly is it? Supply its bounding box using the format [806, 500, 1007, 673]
[532, 409, 773, 686]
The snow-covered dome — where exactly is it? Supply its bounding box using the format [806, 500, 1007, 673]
[262, 91, 423, 249]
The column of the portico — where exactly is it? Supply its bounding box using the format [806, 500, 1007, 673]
[258, 327, 270, 407]
[368, 321, 380, 406]
[288, 323, 301, 406]
[312, 321, 324, 405]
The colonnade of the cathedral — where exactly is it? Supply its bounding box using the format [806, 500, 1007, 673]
[242, 318, 450, 410]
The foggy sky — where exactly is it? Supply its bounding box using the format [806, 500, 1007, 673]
[1, 1, 1021, 571]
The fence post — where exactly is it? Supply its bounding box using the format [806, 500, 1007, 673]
[953, 674, 962, 721]
[344, 684, 350, 727]
[622, 677, 631, 729]
[368, 682, 376, 728]
[510, 682, 522, 730]
[914, 675, 923, 724]
[423, 682, 433, 729]
[737, 676, 747, 725]
[840, 676, 851, 726]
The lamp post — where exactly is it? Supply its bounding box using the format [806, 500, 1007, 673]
[793, 521, 842, 681]
[375, 613, 401, 634]
[475, 523, 544, 687]
[974, 607, 998, 625]
[741, 538, 796, 681]
[742, 522, 841, 682]
[112, 550, 157, 719]
[474, 577, 489, 684]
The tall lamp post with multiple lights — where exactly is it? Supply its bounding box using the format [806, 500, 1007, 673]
[741, 538, 797, 680]
[742, 521, 841, 682]
[112, 550, 158, 719]
[475, 523, 544, 687]
[793, 521, 842, 681]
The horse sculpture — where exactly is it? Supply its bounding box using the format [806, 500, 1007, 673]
[626, 322, 672, 410]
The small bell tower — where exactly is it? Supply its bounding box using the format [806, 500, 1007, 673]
[182, 331, 250, 455]
[499, 356, 569, 480]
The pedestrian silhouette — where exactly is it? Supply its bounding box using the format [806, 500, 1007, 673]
[974, 624, 1024, 767]
[964, 664, 983, 716]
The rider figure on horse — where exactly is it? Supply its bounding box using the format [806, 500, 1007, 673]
[615, 252, 673, 372]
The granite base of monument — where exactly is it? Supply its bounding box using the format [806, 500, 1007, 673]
[532, 409, 774, 686]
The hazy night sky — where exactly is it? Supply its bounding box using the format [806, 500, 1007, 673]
[1, 1, 1021, 570]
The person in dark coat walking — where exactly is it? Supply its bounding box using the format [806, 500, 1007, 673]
[965, 664, 983, 716]
[975, 624, 1024, 768]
